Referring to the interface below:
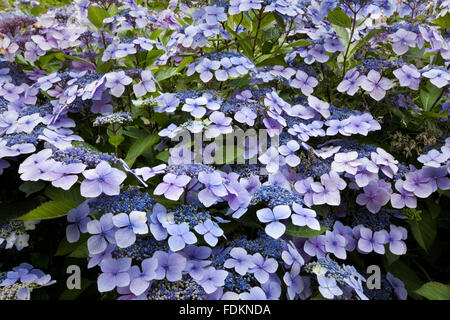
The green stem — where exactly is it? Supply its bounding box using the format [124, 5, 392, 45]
[135, 53, 141, 68]
[321, 63, 332, 104]
[252, 8, 264, 58]
[342, 11, 358, 79]
[279, 19, 294, 47]
[235, 13, 244, 33]
[126, 87, 133, 112]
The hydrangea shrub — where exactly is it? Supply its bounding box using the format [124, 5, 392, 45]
[0, 0, 449, 300]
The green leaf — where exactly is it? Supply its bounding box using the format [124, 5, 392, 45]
[214, 145, 245, 165]
[261, 28, 279, 42]
[420, 90, 436, 111]
[17, 200, 78, 221]
[225, 26, 253, 57]
[156, 150, 170, 162]
[228, 77, 250, 88]
[438, 189, 450, 198]
[64, 55, 95, 67]
[19, 181, 46, 197]
[151, 195, 180, 208]
[69, 244, 89, 258]
[408, 209, 437, 253]
[18, 185, 85, 221]
[150, 29, 163, 41]
[311, 205, 330, 217]
[420, 82, 442, 111]
[237, 214, 262, 229]
[154, 67, 178, 82]
[107, 3, 118, 16]
[415, 282, 450, 300]
[349, 29, 382, 57]
[59, 278, 93, 300]
[326, 8, 352, 29]
[176, 56, 194, 73]
[355, 17, 367, 28]
[108, 135, 125, 147]
[285, 224, 327, 238]
[433, 13, 450, 29]
[273, 12, 285, 30]
[383, 259, 423, 293]
[259, 12, 276, 29]
[45, 185, 84, 206]
[423, 111, 448, 119]
[255, 55, 286, 67]
[160, 29, 175, 44]
[125, 134, 160, 167]
[38, 52, 65, 70]
[146, 49, 165, 66]
[261, 42, 272, 54]
[88, 6, 109, 28]
[96, 61, 112, 74]
[426, 198, 441, 219]
[237, 37, 253, 57]
[288, 40, 311, 47]
[55, 234, 90, 256]
[30, 5, 42, 17]
[123, 127, 148, 139]
[384, 250, 400, 266]
[241, 12, 253, 32]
